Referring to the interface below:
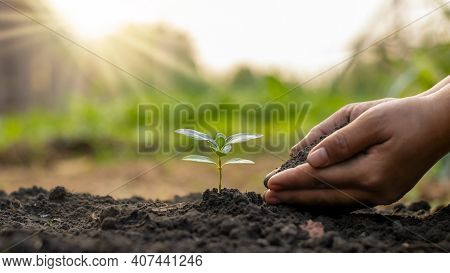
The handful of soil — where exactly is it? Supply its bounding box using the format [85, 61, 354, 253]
[264, 123, 347, 188]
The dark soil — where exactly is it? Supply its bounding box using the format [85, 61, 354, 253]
[0, 186, 449, 252]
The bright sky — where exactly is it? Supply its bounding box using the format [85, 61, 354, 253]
[48, 0, 433, 74]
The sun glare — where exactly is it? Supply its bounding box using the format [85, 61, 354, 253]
[48, 0, 141, 39]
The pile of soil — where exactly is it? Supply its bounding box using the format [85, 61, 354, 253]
[0, 186, 449, 252]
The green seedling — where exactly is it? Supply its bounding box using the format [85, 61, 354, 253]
[175, 129, 263, 193]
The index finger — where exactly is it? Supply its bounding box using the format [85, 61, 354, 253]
[290, 106, 351, 156]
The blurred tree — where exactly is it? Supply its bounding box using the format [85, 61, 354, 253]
[331, 0, 449, 98]
[0, 0, 210, 113]
[0, 0, 73, 113]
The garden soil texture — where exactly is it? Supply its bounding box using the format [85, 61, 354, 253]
[0, 186, 449, 252]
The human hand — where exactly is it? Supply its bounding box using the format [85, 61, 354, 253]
[290, 98, 394, 157]
[264, 80, 450, 207]
[263, 98, 395, 187]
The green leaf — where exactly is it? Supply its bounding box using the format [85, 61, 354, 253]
[182, 155, 217, 165]
[175, 129, 215, 143]
[215, 132, 226, 149]
[223, 158, 254, 166]
[208, 142, 220, 151]
[222, 144, 232, 154]
[215, 144, 232, 157]
[226, 133, 263, 144]
[175, 129, 218, 151]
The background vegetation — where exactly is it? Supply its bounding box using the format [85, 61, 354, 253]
[0, 0, 448, 203]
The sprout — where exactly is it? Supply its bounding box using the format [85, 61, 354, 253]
[175, 129, 263, 193]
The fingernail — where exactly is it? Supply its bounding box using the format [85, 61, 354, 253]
[307, 147, 328, 167]
[263, 190, 280, 204]
[268, 196, 281, 204]
[263, 169, 278, 188]
[263, 176, 270, 188]
[289, 147, 297, 156]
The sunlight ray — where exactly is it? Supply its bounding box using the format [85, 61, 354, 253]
[0, 23, 44, 42]
[118, 32, 199, 79]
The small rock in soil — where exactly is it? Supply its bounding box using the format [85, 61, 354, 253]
[300, 220, 325, 239]
[49, 186, 66, 201]
[280, 223, 298, 236]
[11, 199, 22, 209]
[100, 206, 120, 221]
[101, 217, 117, 230]
[36, 193, 46, 201]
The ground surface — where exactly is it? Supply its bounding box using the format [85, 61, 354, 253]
[0, 186, 449, 252]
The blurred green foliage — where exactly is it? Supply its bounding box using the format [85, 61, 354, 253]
[0, 44, 448, 153]
[0, 9, 448, 184]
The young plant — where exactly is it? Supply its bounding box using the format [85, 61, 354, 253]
[175, 129, 263, 193]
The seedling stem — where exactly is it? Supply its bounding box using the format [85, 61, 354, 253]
[218, 157, 223, 193]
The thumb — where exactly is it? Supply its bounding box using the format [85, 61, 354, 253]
[307, 115, 385, 168]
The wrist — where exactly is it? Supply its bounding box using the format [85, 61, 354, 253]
[424, 85, 450, 153]
[415, 76, 449, 97]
